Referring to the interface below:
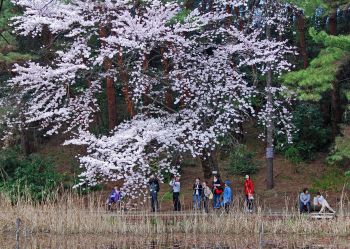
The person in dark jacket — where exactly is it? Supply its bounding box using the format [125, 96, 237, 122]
[148, 175, 160, 212]
[212, 174, 223, 209]
[193, 177, 203, 210]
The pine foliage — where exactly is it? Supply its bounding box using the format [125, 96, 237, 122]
[283, 28, 350, 101]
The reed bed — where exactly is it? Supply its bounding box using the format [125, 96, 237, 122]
[0, 192, 349, 237]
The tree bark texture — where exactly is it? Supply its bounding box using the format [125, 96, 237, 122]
[200, 149, 219, 180]
[329, 10, 340, 138]
[160, 47, 173, 109]
[296, 11, 308, 68]
[99, 25, 117, 130]
[116, 50, 134, 118]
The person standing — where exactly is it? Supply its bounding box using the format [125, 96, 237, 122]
[299, 188, 311, 213]
[316, 192, 336, 214]
[221, 180, 233, 213]
[202, 181, 212, 213]
[244, 175, 255, 213]
[212, 175, 223, 209]
[193, 178, 203, 210]
[169, 176, 181, 211]
[148, 175, 160, 212]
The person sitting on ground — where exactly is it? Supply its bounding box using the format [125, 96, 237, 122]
[202, 181, 212, 213]
[169, 176, 181, 211]
[107, 186, 121, 211]
[244, 175, 254, 213]
[221, 180, 232, 213]
[148, 175, 160, 212]
[299, 188, 311, 213]
[193, 177, 203, 211]
[316, 192, 336, 214]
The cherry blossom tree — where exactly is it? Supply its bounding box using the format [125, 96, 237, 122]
[3, 0, 297, 197]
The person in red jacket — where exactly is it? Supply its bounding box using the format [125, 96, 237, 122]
[244, 175, 254, 213]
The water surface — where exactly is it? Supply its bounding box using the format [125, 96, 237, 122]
[1, 234, 349, 248]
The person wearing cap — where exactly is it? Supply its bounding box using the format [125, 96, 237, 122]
[221, 180, 232, 213]
[244, 175, 254, 213]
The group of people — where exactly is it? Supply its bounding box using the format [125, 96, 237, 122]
[299, 188, 336, 214]
[107, 177, 336, 215]
[148, 174, 255, 213]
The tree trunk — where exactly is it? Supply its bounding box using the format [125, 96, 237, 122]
[184, 0, 194, 9]
[143, 53, 151, 106]
[160, 47, 173, 109]
[42, 25, 53, 63]
[20, 114, 31, 156]
[331, 80, 341, 138]
[225, 5, 232, 27]
[117, 50, 134, 117]
[329, 11, 337, 35]
[208, 0, 214, 12]
[200, 149, 219, 180]
[296, 11, 308, 68]
[329, 10, 340, 138]
[106, 75, 117, 130]
[266, 25, 274, 190]
[233, 6, 244, 31]
[99, 25, 117, 130]
[201, 0, 207, 13]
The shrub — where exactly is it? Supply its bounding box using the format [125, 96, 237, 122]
[284, 146, 303, 165]
[226, 145, 259, 176]
[311, 168, 347, 192]
[326, 126, 350, 168]
[0, 149, 62, 202]
[276, 103, 331, 161]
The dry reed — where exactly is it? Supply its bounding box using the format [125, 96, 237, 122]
[0, 192, 349, 237]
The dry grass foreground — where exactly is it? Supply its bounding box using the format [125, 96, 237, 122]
[0, 193, 349, 237]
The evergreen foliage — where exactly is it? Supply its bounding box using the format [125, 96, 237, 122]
[327, 126, 350, 167]
[276, 103, 331, 161]
[283, 28, 350, 101]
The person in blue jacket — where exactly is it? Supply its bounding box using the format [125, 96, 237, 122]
[221, 180, 232, 213]
[107, 186, 121, 211]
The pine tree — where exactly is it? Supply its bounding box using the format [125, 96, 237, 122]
[284, 0, 350, 138]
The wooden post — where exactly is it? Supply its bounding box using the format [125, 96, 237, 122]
[16, 218, 21, 249]
[258, 222, 264, 249]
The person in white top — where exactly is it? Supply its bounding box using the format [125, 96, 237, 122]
[316, 192, 335, 214]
